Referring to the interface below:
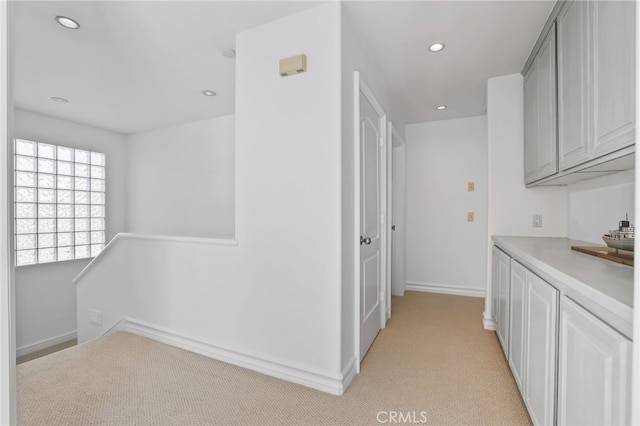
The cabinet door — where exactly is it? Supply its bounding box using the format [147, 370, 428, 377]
[592, 0, 635, 157]
[557, 0, 590, 171]
[558, 297, 631, 425]
[523, 62, 539, 184]
[525, 273, 558, 426]
[524, 27, 557, 185]
[508, 260, 527, 393]
[535, 27, 557, 180]
[496, 249, 510, 355]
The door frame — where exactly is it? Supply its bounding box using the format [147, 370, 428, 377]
[389, 124, 406, 299]
[353, 71, 389, 370]
[633, 2, 640, 423]
[0, 1, 16, 423]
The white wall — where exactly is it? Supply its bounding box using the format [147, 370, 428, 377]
[568, 170, 635, 244]
[486, 75, 568, 239]
[405, 116, 488, 296]
[78, 3, 348, 394]
[13, 108, 127, 353]
[484, 74, 568, 325]
[341, 5, 400, 371]
[126, 115, 235, 238]
[235, 1, 342, 377]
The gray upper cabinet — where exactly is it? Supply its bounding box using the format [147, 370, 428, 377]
[524, 25, 558, 184]
[524, 0, 635, 186]
[557, 1, 590, 171]
[592, 0, 635, 157]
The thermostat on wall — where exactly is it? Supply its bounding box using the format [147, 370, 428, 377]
[279, 54, 307, 77]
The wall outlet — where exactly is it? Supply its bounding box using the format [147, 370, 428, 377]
[467, 181, 475, 192]
[533, 214, 543, 228]
[88, 309, 103, 326]
[467, 212, 475, 222]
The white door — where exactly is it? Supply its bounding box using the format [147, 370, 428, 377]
[360, 91, 383, 359]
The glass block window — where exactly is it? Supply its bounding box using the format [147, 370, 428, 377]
[14, 139, 106, 266]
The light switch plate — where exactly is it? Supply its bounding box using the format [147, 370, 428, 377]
[533, 214, 542, 228]
[467, 181, 475, 192]
[467, 212, 474, 222]
[88, 309, 103, 326]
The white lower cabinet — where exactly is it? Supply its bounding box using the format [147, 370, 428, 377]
[509, 260, 558, 425]
[491, 240, 633, 425]
[558, 297, 632, 425]
[493, 247, 510, 355]
[508, 261, 527, 393]
[525, 273, 558, 426]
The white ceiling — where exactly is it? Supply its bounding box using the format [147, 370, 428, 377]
[12, 1, 555, 135]
[344, 1, 555, 124]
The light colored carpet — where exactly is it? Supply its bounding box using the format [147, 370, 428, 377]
[17, 292, 531, 425]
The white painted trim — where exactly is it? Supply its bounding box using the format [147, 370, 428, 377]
[483, 314, 497, 330]
[484, 246, 499, 334]
[391, 125, 405, 148]
[115, 232, 238, 247]
[102, 317, 129, 337]
[16, 331, 77, 358]
[353, 71, 361, 374]
[0, 1, 15, 423]
[632, 2, 640, 423]
[389, 124, 406, 298]
[405, 282, 486, 298]
[384, 120, 392, 323]
[340, 356, 358, 392]
[380, 112, 389, 329]
[73, 232, 238, 284]
[123, 318, 351, 396]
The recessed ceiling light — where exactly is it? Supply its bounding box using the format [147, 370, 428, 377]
[222, 49, 236, 59]
[201, 90, 217, 97]
[436, 105, 447, 110]
[55, 16, 80, 30]
[51, 96, 69, 103]
[429, 42, 445, 52]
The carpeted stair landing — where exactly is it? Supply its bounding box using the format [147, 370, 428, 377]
[17, 292, 531, 425]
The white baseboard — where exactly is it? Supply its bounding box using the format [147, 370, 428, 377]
[103, 318, 128, 336]
[405, 282, 485, 298]
[122, 318, 353, 396]
[17, 330, 77, 357]
[483, 312, 497, 330]
[341, 356, 357, 392]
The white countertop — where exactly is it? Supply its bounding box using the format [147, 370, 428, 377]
[492, 236, 634, 340]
